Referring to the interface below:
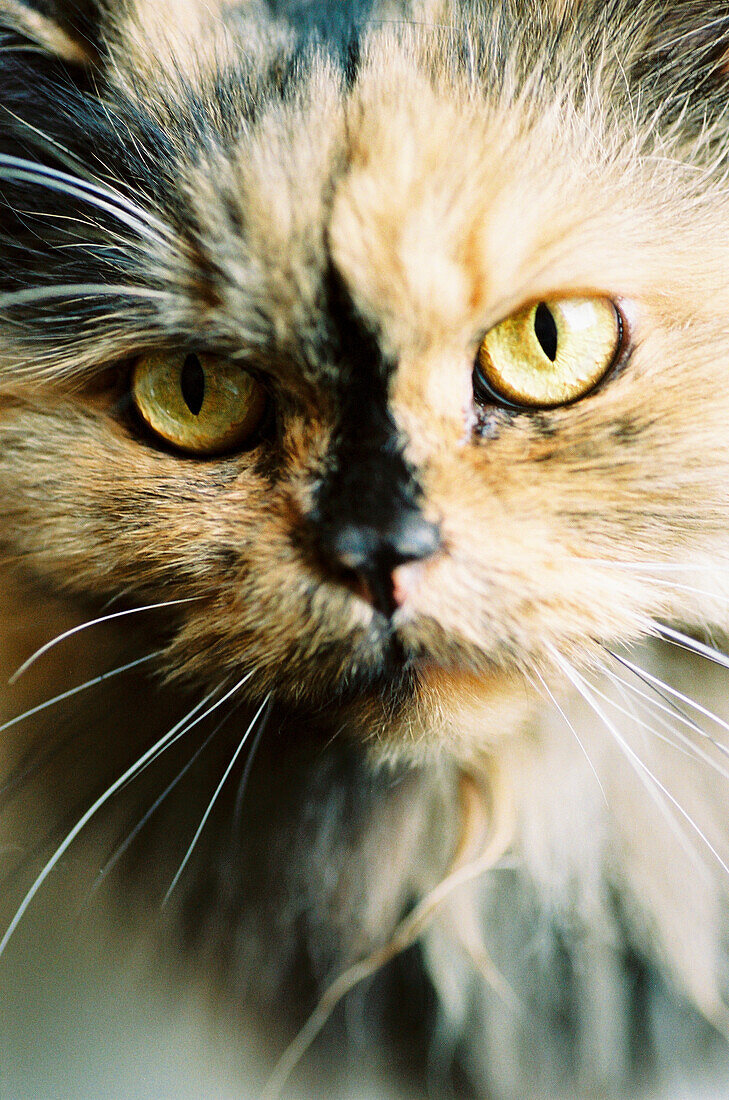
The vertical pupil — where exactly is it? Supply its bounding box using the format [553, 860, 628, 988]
[534, 303, 558, 362]
[181, 353, 205, 415]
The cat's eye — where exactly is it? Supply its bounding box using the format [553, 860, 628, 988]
[132, 351, 267, 455]
[474, 296, 622, 409]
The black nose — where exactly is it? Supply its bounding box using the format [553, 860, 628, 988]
[319, 510, 441, 617]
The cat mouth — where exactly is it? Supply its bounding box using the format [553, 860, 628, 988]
[322, 611, 421, 702]
[335, 602, 484, 704]
[344, 599, 490, 693]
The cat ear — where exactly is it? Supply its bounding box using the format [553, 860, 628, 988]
[0, 0, 101, 65]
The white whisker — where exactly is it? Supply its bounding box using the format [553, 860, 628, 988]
[610, 651, 729, 741]
[591, 672, 695, 759]
[162, 692, 272, 906]
[533, 669, 608, 806]
[10, 598, 199, 682]
[552, 650, 725, 881]
[604, 654, 729, 762]
[0, 689, 212, 957]
[0, 672, 253, 957]
[652, 623, 729, 672]
[0, 283, 171, 312]
[0, 108, 102, 180]
[85, 704, 242, 904]
[592, 665, 729, 782]
[231, 696, 274, 838]
[0, 113, 155, 209]
[575, 561, 729, 607]
[0, 179, 161, 247]
[638, 577, 729, 603]
[0, 154, 171, 241]
[118, 671, 255, 790]
[585, 560, 729, 574]
[0, 651, 160, 736]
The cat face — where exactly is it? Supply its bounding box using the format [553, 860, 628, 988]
[2, 0, 729, 754]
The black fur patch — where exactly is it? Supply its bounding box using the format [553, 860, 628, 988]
[311, 262, 426, 546]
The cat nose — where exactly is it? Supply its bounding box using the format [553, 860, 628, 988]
[320, 511, 441, 618]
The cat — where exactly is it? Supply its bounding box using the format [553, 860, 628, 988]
[2, 0, 729, 1096]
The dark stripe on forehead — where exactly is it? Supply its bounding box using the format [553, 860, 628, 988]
[321, 261, 392, 387]
[311, 261, 426, 545]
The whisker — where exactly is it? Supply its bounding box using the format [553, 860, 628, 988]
[0, 115, 161, 216]
[0, 673, 252, 958]
[0, 652, 162, 806]
[608, 672, 684, 758]
[573, 561, 729, 607]
[0, 283, 172, 312]
[609, 651, 729, 742]
[231, 695, 274, 840]
[0, 107, 104, 181]
[162, 692, 272, 906]
[10, 598, 199, 682]
[652, 623, 729, 672]
[638, 577, 729, 603]
[0, 186, 161, 250]
[0, 651, 160, 741]
[0, 154, 171, 241]
[603, 654, 729, 762]
[591, 665, 729, 782]
[532, 669, 608, 806]
[117, 671, 255, 791]
[552, 650, 725, 880]
[84, 703, 242, 905]
[583, 560, 729, 574]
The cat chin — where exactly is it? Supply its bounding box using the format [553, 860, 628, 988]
[241, 633, 524, 751]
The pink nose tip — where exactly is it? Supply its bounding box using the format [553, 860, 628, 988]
[391, 564, 417, 610]
[351, 561, 424, 615]
[321, 515, 441, 619]
[352, 568, 409, 613]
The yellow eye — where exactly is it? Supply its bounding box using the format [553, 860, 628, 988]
[475, 297, 621, 408]
[132, 351, 267, 455]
